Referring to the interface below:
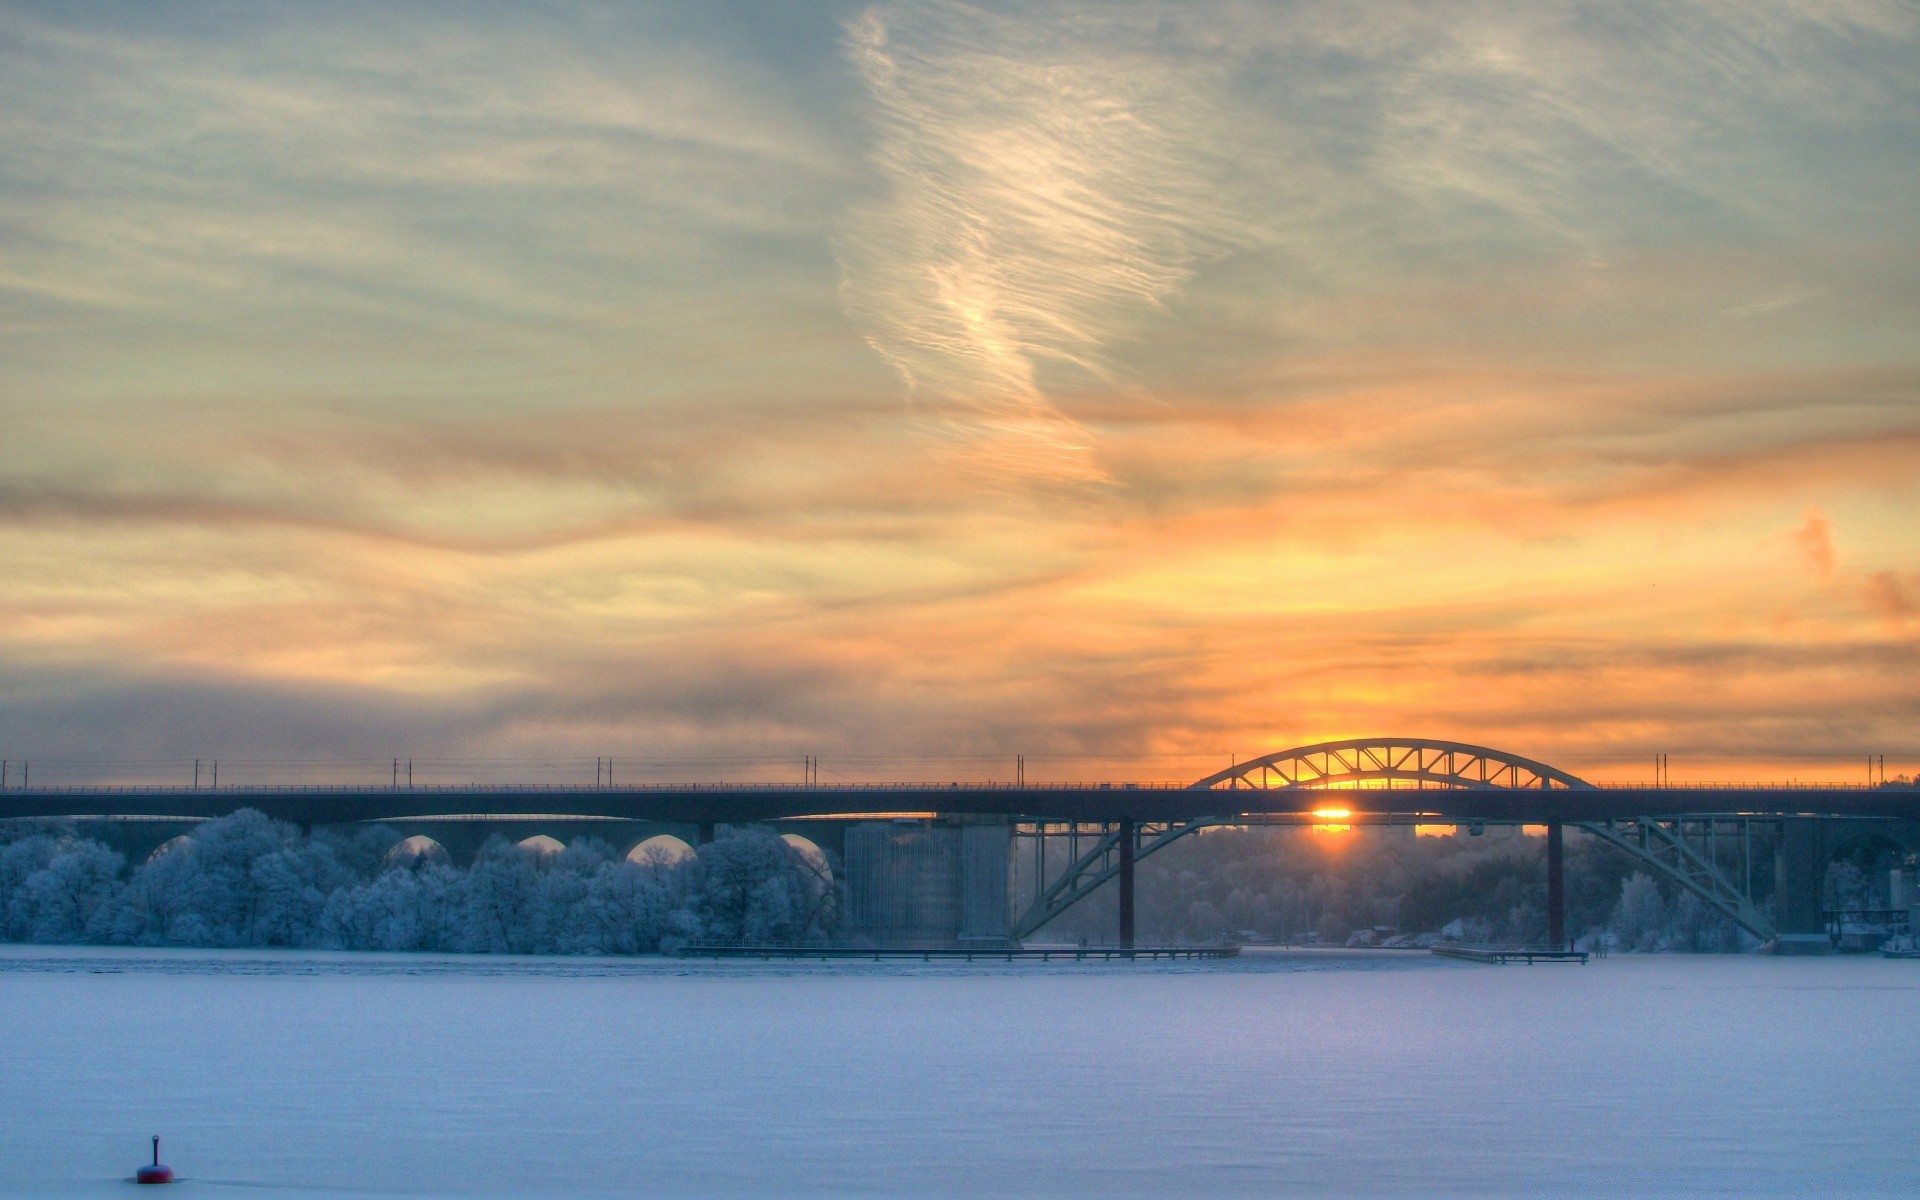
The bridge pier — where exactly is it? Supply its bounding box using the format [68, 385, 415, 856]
[842, 816, 1012, 949]
[958, 820, 1011, 946]
[1547, 822, 1566, 949]
[1118, 817, 1136, 951]
[1773, 818, 1832, 954]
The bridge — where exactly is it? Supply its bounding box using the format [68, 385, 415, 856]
[7, 738, 1917, 954]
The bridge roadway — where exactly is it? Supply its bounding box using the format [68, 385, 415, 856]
[3, 781, 1917, 825]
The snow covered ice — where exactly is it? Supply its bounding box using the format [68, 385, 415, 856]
[2, 945, 1917, 1198]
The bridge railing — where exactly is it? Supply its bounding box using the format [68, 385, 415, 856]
[0, 779, 1907, 796]
[0, 779, 1208, 795]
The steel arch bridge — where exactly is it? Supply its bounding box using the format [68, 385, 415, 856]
[1190, 738, 1592, 792]
[1013, 737, 1777, 943]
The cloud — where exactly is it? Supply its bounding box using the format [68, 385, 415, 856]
[2, 2, 1919, 778]
[1722, 286, 1828, 319]
[1864, 570, 1918, 626]
[0, 5, 852, 327]
[836, 1, 1236, 480]
[1794, 512, 1836, 575]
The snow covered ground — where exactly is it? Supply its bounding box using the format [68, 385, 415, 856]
[1, 945, 1916, 1197]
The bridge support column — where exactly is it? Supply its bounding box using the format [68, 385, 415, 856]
[958, 818, 1012, 947]
[1117, 818, 1136, 952]
[1546, 822, 1566, 950]
[1772, 818, 1832, 954]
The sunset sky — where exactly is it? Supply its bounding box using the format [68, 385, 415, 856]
[2, 1, 1916, 784]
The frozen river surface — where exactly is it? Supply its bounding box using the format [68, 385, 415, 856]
[1, 946, 1916, 1198]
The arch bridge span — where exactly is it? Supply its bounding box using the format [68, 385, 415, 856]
[1191, 738, 1591, 792]
[1013, 738, 1905, 950]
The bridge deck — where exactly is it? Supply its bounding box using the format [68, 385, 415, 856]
[3, 783, 1915, 824]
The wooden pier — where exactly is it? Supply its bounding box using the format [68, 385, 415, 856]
[675, 944, 1240, 962]
[1432, 943, 1589, 965]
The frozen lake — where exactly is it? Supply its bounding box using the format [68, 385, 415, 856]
[2, 946, 1916, 1198]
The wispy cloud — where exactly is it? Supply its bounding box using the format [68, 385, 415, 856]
[836, 1, 1235, 479]
[0, 6, 849, 327]
[1722, 286, 1828, 319]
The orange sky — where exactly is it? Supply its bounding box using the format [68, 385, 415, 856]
[0, 3, 1915, 786]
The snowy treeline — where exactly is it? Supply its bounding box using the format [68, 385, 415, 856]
[0, 811, 836, 953]
[2, 813, 1791, 954]
[1605, 872, 1746, 952]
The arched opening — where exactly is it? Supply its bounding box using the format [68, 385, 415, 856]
[516, 834, 565, 856]
[145, 835, 192, 865]
[626, 834, 695, 867]
[781, 833, 833, 885]
[386, 835, 448, 867]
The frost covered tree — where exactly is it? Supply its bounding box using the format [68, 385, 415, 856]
[322, 860, 467, 952]
[95, 810, 379, 947]
[16, 840, 124, 942]
[1612, 872, 1668, 952]
[1605, 871, 1748, 953]
[0, 834, 62, 940]
[452, 837, 546, 953]
[682, 829, 835, 946]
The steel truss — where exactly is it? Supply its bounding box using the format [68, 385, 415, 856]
[1013, 738, 1778, 944]
[1190, 737, 1589, 792]
[1010, 819, 1220, 940]
[1576, 817, 1774, 940]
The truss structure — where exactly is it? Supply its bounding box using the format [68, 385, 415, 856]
[1577, 818, 1773, 939]
[1189, 738, 1589, 791]
[1010, 818, 1220, 941]
[1013, 737, 1779, 943]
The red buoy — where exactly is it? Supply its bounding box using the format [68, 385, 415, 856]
[135, 1135, 173, 1184]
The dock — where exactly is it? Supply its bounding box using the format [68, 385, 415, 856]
[1432, 943, 1589, 965]
[674, 945, 1240, 962]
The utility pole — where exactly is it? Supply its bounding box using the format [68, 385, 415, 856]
[1016, 754, 1025, 787]
[194, 759, 200, 790]
[212, 760, 218, 789]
